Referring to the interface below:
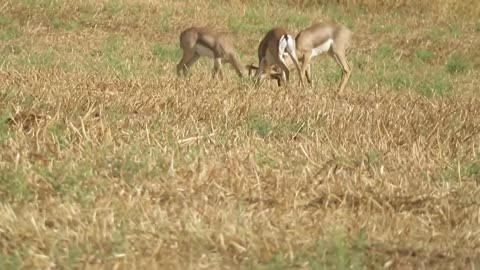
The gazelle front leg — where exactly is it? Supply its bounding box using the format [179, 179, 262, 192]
[213, 57, 224, 79]
[184, 53, 200, 76]
[177, 50, 196, 76]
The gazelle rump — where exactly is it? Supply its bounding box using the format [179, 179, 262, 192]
[253, 28, 305, 87]
[176, 27, 246, 79]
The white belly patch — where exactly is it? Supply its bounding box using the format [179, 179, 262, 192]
[195, 44, 214, 58]
[311, 39, 333, 58]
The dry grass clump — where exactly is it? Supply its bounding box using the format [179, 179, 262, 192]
[0, 0, 479, 269]
[288, 0, 480, 18]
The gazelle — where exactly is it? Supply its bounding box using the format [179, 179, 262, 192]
[252, 28, 305, 87]
[248, 21, 352, 92]
[176, 27, 246, 79]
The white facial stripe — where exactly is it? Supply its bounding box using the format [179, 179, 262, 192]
[195, 44, 214, 58]
[311, 39, 333, 58]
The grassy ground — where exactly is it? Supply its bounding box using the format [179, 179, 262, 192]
[1, 0, 480, 269]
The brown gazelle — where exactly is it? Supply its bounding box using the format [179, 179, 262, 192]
[176, 27, 246, 79]
[252, 28, 304, 87]
[249, 21, 352, 92]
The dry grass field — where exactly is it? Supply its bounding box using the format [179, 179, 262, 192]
[1, 0, 480, 269]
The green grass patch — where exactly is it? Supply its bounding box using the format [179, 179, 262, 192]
[0, 252, 23, 270]
[465, 161, 480, 181]
[370, 23, 398, 34]
[419, 73, 453, 97]
[77, 3, 98, 24]
[264, 253, 285, 270]
[0, 14, 13, 27]
[228, 17, 269, 34]
[98, 35, 134, 75]
[415, 48, 434, 63]
[244, 5, 265, 22]
[259, 227, 368, 269]
[108, 146, 168, 182]
[448, 155, 480, 182]
[160, 9, 174, 33]
[66, 245, 84, 269]
[375, 44, 395, 60]
[390, 71, 414, 91]
[285, 13, 310, 29]
[365, 149, 382, 167]
[248, 114, 272, 137]
[105, 0, 123, 15]
[0, 167, 31, 203]
[0, 112, 16, 144]
[32, 160, 95, 203]
[274, 120, 305, 138]
[255, 152, 278, 169]
[103, 34, 123, 54]
[48, 122, 71, 150]
[446, 53, 472, 74]
[350, 72, 371, 89]
[314, 228, 367, 269]
[448, 24, 461, 38]
[152, 43, 181, 62]
[323, 5, 355, 29]
[21, 50, 56, 67]
[0, 26, 21, 41]
[427, 26, 447, 42]
[229, 5, 270, 34]
[104, 56, 131, 76]
[21, 0, 63, 8]
[440, 157, 480, 182]
[316, 60, 342, 86]
[229, 17, 254, 33]
[370, 20, 409, 35]
[48, 15, 81, 31]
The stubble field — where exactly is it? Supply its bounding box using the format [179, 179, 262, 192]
[1, 0, 480, 269]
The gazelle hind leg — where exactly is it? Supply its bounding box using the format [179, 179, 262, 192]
[284, 35, 305, 88]
[277, 57, 290, 86]
[330, 50, 351, 92]
[305, 63, 313, 86]
[300, 52, 312, 85]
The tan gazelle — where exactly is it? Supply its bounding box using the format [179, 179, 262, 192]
[252, 28, 305, 87]
[176, 27, 246, 79]
[248, 21, 352, 92]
